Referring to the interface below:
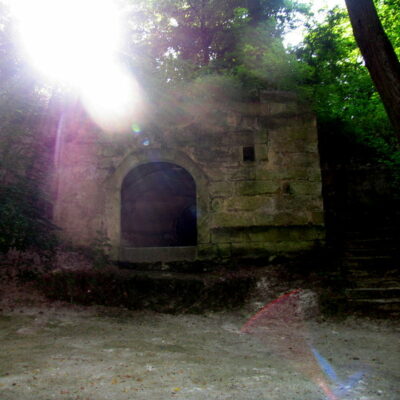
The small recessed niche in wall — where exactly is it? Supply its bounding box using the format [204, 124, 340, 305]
[243, 146, 255, 162]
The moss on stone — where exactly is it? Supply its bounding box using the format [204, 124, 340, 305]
[235, 180, 280, 196]
[212, 226, 325, 245]
[255, 144, 269, 162]
[223, 196, 275, 212]
[290, 181, 322, 196]
[209, 181, 233, 196]
[211, 212, 254, 228]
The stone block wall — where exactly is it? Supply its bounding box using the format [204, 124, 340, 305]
[52, 91, 324, 262]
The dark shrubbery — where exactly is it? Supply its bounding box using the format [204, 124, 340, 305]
[0, 180, 57, 255]
[38, 268, 256, 313]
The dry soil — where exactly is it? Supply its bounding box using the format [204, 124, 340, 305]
[0, 300, 399, 400]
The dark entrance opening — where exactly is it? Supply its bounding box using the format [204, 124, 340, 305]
[121, 162, 197, 247]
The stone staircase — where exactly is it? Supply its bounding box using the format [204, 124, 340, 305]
[340, 227, 400, 317]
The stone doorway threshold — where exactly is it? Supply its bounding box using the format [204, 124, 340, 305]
[119, 246, 197, 263]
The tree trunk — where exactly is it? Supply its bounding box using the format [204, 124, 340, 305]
[345, 0, 400, 140]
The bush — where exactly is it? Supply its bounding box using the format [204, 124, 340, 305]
[0, 181, 58, 254]
[38, 268, 256, 313]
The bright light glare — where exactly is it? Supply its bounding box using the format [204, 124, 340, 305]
[13, 0, 120, 85]
[81, 63, 143, 132]
[10, 0, 143, 132]
[284, 0, 346, 47]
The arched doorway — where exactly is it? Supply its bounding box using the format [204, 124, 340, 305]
[121, 162, 197, 247]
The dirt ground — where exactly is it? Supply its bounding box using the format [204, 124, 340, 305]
[0, 282, 399, 400]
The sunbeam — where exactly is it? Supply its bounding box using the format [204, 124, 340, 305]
[10, 0, 144, 131]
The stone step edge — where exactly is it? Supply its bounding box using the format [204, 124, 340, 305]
[344, 255, 396, 260]
[346, 287, 400, 292]
[347, 298, 400, 304]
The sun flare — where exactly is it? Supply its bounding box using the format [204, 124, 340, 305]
[12, 0, 121, 85]
[10, 0, 143, 131]
[80, 63, 144, 132]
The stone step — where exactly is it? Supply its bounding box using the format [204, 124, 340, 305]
[344, 255, 395, 261]
[343, 239, 400, 250]
[350, 298, 400, 303]
[345, 287, 400, 300]
[343, 247, 399, 256]
[346, 268, 399, 277]
[346, 298, 400, 317]
[344, 227, 400, 238]
[342, 256, 399, 270]
[343, 284, 400, 317]
[345, 266, 399, 284]
[347, 278, 400, 289]
[344, 234, 399, 243]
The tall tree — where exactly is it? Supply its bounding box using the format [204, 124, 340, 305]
[344, 0, 400, 139]
[126, 0, 308, 89]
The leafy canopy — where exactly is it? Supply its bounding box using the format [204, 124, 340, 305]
[125, 0, 310, 93]
[298, 4, 399, 157]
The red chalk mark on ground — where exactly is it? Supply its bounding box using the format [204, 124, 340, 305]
[241, 289, 339, 400]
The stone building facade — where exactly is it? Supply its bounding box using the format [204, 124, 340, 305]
[52, 91, 324, 263]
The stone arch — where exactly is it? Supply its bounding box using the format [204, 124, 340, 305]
[121, 162, 197, 247]
[104, 148, 209, 260]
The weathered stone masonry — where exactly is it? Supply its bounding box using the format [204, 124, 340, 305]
[52, 91, 324, 262]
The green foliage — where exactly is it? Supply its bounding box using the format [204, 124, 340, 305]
[125, 0, 310, 94]
[0, 3, 58, 254]
[297, 6, 400, 169]
[230, 22, 310, 95]
[375, 0, 400, 55]
[39, 267, 255, 311]
[0, 180, 57, 253]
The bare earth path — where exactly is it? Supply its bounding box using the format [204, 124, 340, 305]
[0, 304, 399, 400]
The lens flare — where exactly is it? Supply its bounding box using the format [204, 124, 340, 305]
[10, 0, 145, 132]
[131, 123, 142, 134]
[241, 289, 365, 400]
[12, 0, 121, 85]
[80, 63, 143, 132]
